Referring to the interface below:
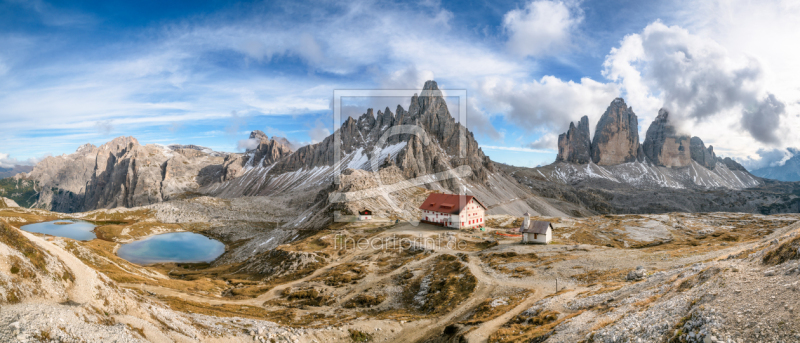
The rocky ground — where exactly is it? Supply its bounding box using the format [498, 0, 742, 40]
[1, 203, 799, 342]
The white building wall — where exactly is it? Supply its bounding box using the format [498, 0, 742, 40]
[522, 228, 552, 244]
[421, 198, 486, 229]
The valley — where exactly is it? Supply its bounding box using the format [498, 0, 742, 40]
[1, 196, 799, 342]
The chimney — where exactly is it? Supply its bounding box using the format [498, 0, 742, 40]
[522, 211, 530, 231]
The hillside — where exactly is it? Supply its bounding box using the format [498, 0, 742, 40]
[2, 198, 798, 342]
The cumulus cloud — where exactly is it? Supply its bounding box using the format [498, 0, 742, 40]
[503, 0, 582, 57]
[0, 152, 44, 168]
[741, 93, 784, 144]
[236, 138, 260, 151]
[477, 75, 619, 149]
[603, 21, 786, 144]
[526, 133, 559, 150]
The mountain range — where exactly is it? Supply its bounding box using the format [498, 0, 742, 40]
[3, 81, 800, 222]
[751, 150, 800, 182]
[0, 164, 32, 179]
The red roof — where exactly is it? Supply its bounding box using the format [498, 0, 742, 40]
[418, 193, 486, 214]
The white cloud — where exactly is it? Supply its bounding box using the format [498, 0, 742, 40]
[525, 133, 559, 150]
[603, 21, 786, 146]
[477, 75, 619, 149]
[0, 152, 45, 168]
[236, 138, 260, 151]
[503, 0, 582, 57]
[737, 147, 798, 171]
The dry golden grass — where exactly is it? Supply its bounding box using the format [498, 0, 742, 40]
[266, 287, 332, 308]
[572, 269, 627, 284]
[489, 309, 583, 343]
[590, 315, 620, 331]
[344, 293, 386, 309]
[762, 235, 800, 265]
[0, 209, 61, 227]
[399, 254, 477, 315]
[313, 262, 368, 287]
[460, 290, 533, 325]
[0, 221, 48, 271]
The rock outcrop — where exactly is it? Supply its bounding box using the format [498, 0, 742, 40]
[642, 109, 691, 168]
[720, 157, 748, 172]
[22, 137, 228, 212]
[556, 116, 592, 164]
[0, 197, 19, 208]
[221, 131, 294, 181]
[690, 137, 717, 170]
[591, 98, 641, 166]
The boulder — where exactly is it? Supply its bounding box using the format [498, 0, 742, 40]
[642, 109, 691, 168]
[591, 98, 641, 166]
[626, 266, 647, 281]
[556, 116, 592, 164]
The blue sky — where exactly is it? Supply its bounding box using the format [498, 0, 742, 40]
[2, 0, 800, 170]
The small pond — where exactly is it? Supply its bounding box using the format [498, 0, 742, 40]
[117, 232, 225, 265]
[20, 219, 96, 241]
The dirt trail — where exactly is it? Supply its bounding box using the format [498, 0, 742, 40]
[18, 229, 98, 304]
[333, 253, 439, 306]
[387, 281, 496, 343]
[464, 294, 540, 343]
[121, 258, 350, 307]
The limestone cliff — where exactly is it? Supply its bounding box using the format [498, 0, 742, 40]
[642, 109, 691, 168]
[23, 137, 228, 212]
[591, 98, 641, 165]
[556, 116, 592, 164]
[690, 137, 717, 170]
[220, 131, 294, 181]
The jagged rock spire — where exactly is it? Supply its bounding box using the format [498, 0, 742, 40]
[556, 116, 592, 164]
[642, 109, 691, 168]
[591, 98, 641, 166]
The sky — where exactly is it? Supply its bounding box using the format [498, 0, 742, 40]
[1, 0, 799, 170]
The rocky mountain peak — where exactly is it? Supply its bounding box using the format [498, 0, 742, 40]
[261, 80, 493, 190]
[76, 143, 97, 154]
[422, 80, 439, 91]
[221, 131, 294, 181]
[721, 157, 748, 172]
[249, 130, 269, 142]
[642, 109, 691, 168]
[556, 115, 592, 164]
[98, 136, 139, 154]
[591, 98, 641, 166]
[690, 136, 717, 169]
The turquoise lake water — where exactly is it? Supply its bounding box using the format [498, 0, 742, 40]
[20, 219, 97, 241]
[116, 232, 225, 265]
